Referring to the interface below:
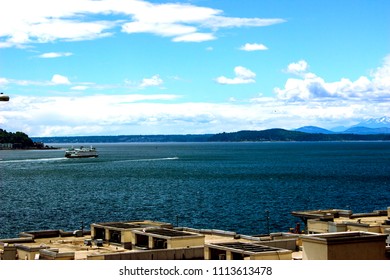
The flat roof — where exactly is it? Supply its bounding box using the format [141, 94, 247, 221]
[292, 208, 388, 221]
[291, 209, 346, 220]
[140, 228, 196, 237]
[208, 242, 284, 253]
[99, 222, 146, 229]
[92, 220, 172, 230]
[301, 231, 388, 245]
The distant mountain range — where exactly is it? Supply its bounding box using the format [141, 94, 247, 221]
[30, 116, 390, 143]
[355, 116, 390, 128]
[295, 116, 390, 135]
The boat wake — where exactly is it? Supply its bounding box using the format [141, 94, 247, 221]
[0, 157, 68, 164]
[115, 157, 179, 163]
[0, 157, 179, 165]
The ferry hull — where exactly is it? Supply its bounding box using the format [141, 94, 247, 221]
[65, 154, 98, 158]
[64, 146, 98, 158]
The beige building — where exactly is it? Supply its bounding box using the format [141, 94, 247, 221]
[301, 231, 388, 260]
[131, 228, 204, 250]
[90, 220, 172, 249]
[292, 208, 390, 235]
[205, 242, 292, 260]
[2, 207, 390, 261]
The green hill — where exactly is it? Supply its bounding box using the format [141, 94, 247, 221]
[0, 129, 40, 149]
[208, 128, 390, 142]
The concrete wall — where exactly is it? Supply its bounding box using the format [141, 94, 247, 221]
[327, 242, 385, 260]
[256, 239, 297, 251]
[16, 248, 39, 260]
[346, 224, 381, 233]
[307, 220, 329, 234]
[0, 245, 17, 260]
[328, 222, 347, 233]
[302, 232, 387, 260]
[39, 249, 75, 260]
[249, 251, 292, 260]
[302, 241, 328, 260]
[204, 246, 292, 260]
[131, 231, 204, 250]
[15, 244, 50, 260]
[121, 231, 133, 244]
[169, 236, 205, 249]
[88, 247, 204, 260]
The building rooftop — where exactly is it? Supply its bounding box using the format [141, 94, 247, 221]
[2, 206, 389, 260]
[209, 242, 283, 253]
[92, 220, 172, 230]
[301, 231, 388, 244]
[141, 228, 195, 237]
[1, 225, 258, 260]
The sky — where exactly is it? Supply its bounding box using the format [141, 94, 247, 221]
[0, 0, 389, 137]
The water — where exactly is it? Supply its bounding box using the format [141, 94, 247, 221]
[1, 142, 389, 238]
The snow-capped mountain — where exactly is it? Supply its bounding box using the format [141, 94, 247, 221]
[354, 116, 390, 128]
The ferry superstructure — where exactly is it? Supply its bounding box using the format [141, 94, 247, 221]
[65, 146, 98, 158]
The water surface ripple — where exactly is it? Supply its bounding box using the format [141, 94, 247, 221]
[1, 142, 389, 238]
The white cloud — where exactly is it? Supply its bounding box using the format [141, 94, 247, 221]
[286, 60, 309, 75]
[2, 74, 164, 90]
[275, 56, 390, 102]
[0, 76, 74, 87]
[2, 52, 390, 137]
[122, 22, 197, 37]
[0, 78, 10, 85]
[172, 33, 216, 43]
[372, 54, 390, 89]
[3, 93, 389, 136]
[71, 85, 89, 91]
[216, 66, 256, 85]
[51, 74, 71, 85]
[38, 52, 73, 58]
[140, 75, 163, 88]
[239, 43, 268, 51]
[0, 0, 285, 47]
[203, 16, 285, 28]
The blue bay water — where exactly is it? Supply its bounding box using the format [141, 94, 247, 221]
[1, 142, 390, 238]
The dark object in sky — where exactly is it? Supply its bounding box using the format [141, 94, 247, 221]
[0, 92, 10, 101]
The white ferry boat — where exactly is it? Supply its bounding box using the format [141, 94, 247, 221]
[65, 146, 98, 158]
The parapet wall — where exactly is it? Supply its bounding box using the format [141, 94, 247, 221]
[88, 246, 204, 260]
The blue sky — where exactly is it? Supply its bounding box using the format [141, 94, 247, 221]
[1, 0, 389, 136]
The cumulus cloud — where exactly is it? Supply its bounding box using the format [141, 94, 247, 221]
[0, 0, 285, 47]
[216, 66, 256, 85]
[140, 75, 163, 88]
[372, 54, 390, 89]
[51, 74, 71, 85]
[275, 56, 390, 102]
[286, 60, 309, 75]
[3, 93, 389, 136]
[3, 55, 390, 136]
[239, 43, 268, 51]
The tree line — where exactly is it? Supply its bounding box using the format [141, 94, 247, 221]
[0, 129, 35, 148]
